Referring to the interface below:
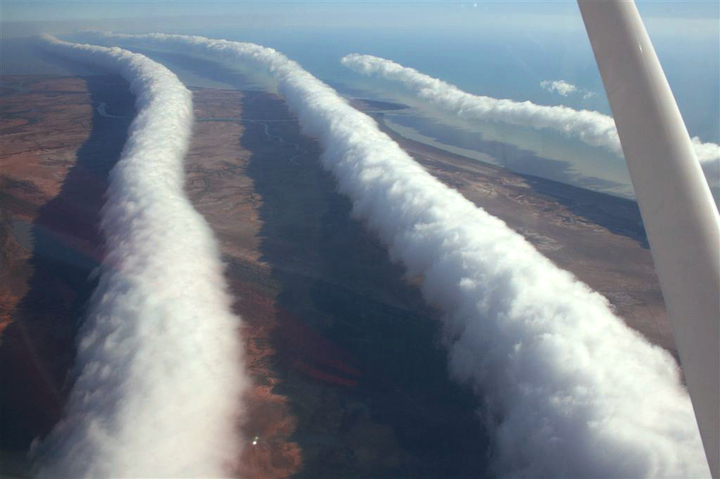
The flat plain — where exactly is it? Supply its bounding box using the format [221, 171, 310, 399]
[0, 75, 674, 479]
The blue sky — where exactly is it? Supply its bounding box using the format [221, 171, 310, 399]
[2, 2, 718, 48]
[3, 0, 718, 24]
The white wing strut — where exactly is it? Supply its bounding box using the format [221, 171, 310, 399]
[577, 1, 719, 476]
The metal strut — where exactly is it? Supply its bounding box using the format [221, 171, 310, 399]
[577, 1, 720, 476]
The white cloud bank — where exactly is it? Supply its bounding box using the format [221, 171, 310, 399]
[341, 54, 720, 171]
[35, 35, 247, 478]
[541, 79, 595, 99]
[93, 32, 710, 478]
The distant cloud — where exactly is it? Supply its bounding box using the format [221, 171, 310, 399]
[90, 32, 712, 478]
[541, 79, 596, 99]
[540, 79, 577, 96]
[35, 35, 247, 478]
[341, 54, 719, 174]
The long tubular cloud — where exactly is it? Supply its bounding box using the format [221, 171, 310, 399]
[95, 32, 710, 477]
[35, 35, 247, 478]
[341, 53, 720, 169]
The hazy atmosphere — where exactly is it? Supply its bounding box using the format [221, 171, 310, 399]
[1, 1, 718, 478]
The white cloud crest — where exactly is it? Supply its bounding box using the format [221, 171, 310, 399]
[541, 79, 578, 96]
[93, 32, 709, 478]
[35, 35, 247, 478]
[541, 79, 596, 99]
[341, 54, 720, 170]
